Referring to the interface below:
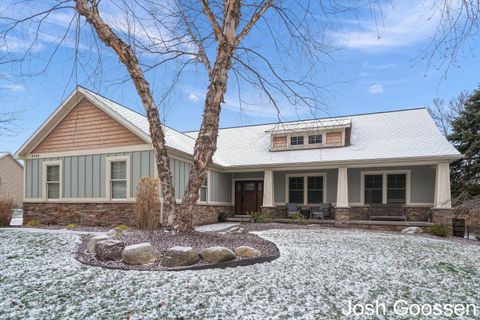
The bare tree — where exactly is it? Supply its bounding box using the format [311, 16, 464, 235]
[428, 91, 467, 136]
[0, 0, 367, 231]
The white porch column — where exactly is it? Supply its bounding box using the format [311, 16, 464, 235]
[262, 169, 274, 207]
[336, 167, 349, 207]
[434, 162, 452, 208]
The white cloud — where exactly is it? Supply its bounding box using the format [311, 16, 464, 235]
[368, 84, 384, 94]
[188, 93, 200, 102]
[333, 0, 450, 51]
[3, 84, 26, 92]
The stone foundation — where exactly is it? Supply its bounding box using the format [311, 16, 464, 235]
[347, 206, 431, 221]
[431, 208, 454, 235]
[334, 208, 350, 227]
[261, 206, 286, 218]
[23, 202, 232, 227]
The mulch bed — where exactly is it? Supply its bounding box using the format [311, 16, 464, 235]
[76, 229, 280, 271]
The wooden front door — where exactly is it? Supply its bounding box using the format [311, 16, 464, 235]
[235, 181, 263, 215]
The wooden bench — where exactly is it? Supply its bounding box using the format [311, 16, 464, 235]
[368, 204, 407, 221]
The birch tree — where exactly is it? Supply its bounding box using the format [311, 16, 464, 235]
[0, 0, 359, 231]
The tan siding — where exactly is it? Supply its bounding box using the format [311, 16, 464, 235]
[33, 98, 145, 153]
[0, 156, 23, 207]
[326, 131, 342, 144]
[272, 136, 287, 148]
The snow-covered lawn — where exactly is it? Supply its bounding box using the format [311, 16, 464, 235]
[1, 228, 480, 319]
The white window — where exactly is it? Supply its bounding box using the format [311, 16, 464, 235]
[107, 156, 130, 200]
[361, 171, 410, 205]
[46, 165, 60, 199]
[199, 176, 208, 202]
[43, 160, 62, 200]
[286, 173, 326, 205]
[290, 136, 304, 146]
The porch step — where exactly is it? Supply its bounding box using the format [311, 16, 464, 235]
[227, 215, 253, 222]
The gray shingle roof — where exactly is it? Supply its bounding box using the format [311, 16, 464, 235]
[79, 88, 462, 168]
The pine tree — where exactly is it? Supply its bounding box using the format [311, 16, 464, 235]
[448, 88, 480, 198]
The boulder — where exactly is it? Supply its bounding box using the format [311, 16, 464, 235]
[160, 246, 199, 268]
[107, 228, 124, 237]
[86, 235, 110, 254]
[95, 240, 125, 261]
[228, 227, 248, 234]
[235, 246, 261, 258]
[401, 227, 423, 235]
[200, 246, 236, 263]
[122, 243, 161, 265]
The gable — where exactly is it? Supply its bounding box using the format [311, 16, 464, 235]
[32, 98, 145, 154]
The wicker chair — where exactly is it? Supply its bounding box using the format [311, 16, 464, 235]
[286, 203, 301, 218]
[311, 203, 331, 220]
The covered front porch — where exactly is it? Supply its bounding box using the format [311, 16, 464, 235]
[228, 162, 454, 230]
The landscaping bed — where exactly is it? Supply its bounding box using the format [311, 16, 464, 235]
[76, 228, 279, 271]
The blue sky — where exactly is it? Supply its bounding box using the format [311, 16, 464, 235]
[0, 0, 478, 153]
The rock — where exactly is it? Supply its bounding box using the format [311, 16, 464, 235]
[95, 240, 125, 261]
[200, 246, 236, 263]
[401, 227, 423, 235]
[235, 246, 261, 258]
[122, 243, 161, 265]
[228, 227, 247, 234]
[107, 228, 124, 237]
[86, 235, 110, 254]
[160, 246, 199, 268]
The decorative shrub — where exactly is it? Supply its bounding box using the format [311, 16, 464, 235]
[66, 223, 78, 230]
[218, 211, 229, 223]
[431, 224, 448, 237]
[249, 211, 271, 223]
[25, 219, 40, 227]
[0, 198, 13, 227]
[290, 212, 308, 224]
[474, 232, 480, 241]
[115, 224, 129, 231]
[135, 177, 160, 230]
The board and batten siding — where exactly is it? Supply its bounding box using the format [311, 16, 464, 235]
[0, 156, 23, 207]
[210, 171, 232, 203]
[25, 150, 155, 199]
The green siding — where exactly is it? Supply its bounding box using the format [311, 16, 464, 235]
[210, 171, 232, 203]
[170, 158, 190, 199]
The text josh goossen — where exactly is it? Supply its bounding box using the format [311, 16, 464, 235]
[342, 300, 478, 317]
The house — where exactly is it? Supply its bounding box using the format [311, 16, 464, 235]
[0, 152, 23, 208]
[16, 86, 461, 229]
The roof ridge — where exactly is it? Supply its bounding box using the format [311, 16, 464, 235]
[77, 86, 197, 142]
[183, 107, 427, 133]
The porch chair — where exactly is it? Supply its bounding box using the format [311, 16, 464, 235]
[311, 203, 331, 220]
[286, 203, 301, 218]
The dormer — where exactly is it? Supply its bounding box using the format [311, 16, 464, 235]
[268, 118, 352, 151]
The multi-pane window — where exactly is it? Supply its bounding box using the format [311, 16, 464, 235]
[387, 174, 406, 204]
[199, 177, 208, 202]
[290, 136, 304, 146]
[288, 177, 304, 203]
[46, 165, 60, 199]
[111, 161, 127, 199]
[364, 174, 383, 204]
[308, 134, 322, 144]
[307, 176, 323, 203]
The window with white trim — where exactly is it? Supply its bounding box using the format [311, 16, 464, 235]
[290, 136, 304, 146]
[308, 134, 322, 144]
[387, 174, 406, 204]
[307, 176, 323, 203]
[46, 164, 60, 199]
[364, 174, 382, 204]
[110, 161, 127, 199]
[199, 176, 208, 202]
[288, 177, 304, 203]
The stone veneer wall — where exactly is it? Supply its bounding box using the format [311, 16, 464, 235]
[23, 203, 232, 227]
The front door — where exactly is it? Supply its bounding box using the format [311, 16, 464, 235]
[235, 181, 263, 215]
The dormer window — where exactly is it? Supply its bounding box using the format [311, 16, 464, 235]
[308, 134, 322, 144]
[290, 136, 304, 146]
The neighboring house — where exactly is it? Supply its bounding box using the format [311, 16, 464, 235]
[0, 153, 23, 208]
[16, 86, 461, 227]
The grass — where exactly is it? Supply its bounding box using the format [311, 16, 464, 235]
[0, 228, 479, 319]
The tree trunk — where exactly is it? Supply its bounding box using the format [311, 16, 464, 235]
[176, 1, 241, 232]
[75, 0, 176, 226]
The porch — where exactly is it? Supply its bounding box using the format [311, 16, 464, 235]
[228, 162, 453, 231]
